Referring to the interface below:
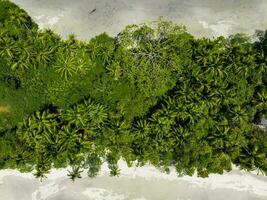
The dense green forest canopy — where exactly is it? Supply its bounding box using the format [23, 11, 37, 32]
[0, 1, 266, 181]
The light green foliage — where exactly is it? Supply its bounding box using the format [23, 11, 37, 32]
[54, 35, 91, 79]
[62, 99, 108, 129]
[0, 0, 38, 38]
[119, 20, 193, 96]
[111, 19, 193, 118]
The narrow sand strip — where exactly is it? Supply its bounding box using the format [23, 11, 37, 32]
[1, 160, 267, 200]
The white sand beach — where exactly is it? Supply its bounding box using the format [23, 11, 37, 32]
[11, 0, 267, 40]
[1, 160, 267, 200]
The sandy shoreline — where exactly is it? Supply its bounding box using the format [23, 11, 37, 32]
[1, 160, 267, 200]
[11, 0, 267, 40]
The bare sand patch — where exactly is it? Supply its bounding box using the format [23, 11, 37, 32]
[0, 106, 10, 113]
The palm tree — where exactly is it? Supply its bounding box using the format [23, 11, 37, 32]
[67, 165, 83, 181]
[106, 62, 122, 80]
[54, 54, 78, 79]
[34, 39, 56, 67]
[33, 155, 52, 182]
[253, 90, 267, 110]
[106, 152, 121, 177]
[62, 99, 107, 129]
[16, 111, 58, 149]
[229, 105, 250, 125]
[135, 120, 150, 140]
[86, 33, 115, 64]
[84, 153, 102, 178]
[63, 104, 89, 128]
[54, 47, 88, 79]
[0, 37, 18, 61]
[109, 165, 120, 177]
[8, 8, 30, 29]
[34, 169, 47, 182]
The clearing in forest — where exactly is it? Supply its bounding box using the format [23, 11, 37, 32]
[0, 106, 10, 113]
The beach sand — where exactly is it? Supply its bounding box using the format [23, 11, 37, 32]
[1, 160, 267, 200]
[11, 0, 267, 40]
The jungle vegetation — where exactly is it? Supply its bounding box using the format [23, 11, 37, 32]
[0, 1, 266, 181]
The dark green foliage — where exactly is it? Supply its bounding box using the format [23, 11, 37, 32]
[0, 1, 266, 181]
[84, 152, 103, 178]
[0, 0, 37, 39]
[67, 165, 83, 182]
[236, 127, 267, 173]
